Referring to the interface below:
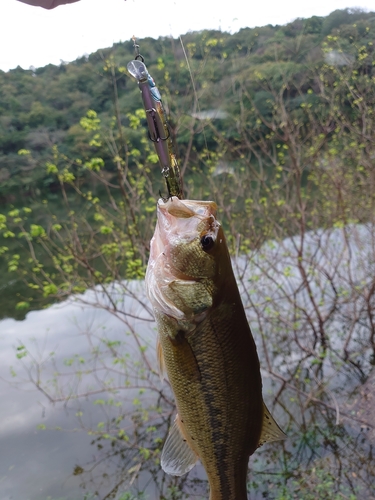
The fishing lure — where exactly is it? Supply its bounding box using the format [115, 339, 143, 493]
[127, 38, 183, 199]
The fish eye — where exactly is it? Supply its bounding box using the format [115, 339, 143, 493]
[200, 235, 215, 252]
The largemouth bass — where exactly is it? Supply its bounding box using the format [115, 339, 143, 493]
[146, 196, 285, 500]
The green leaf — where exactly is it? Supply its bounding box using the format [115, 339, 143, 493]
[46, 162, 58, 174]
[18, 149, 31, 156]
[15, 301, 30, 310]
[30, 224, 46, 238]
[84, 157, 104, 171]
[43, 283, 57, 297]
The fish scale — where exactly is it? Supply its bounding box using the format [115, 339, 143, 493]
[156, 281, 263, 499]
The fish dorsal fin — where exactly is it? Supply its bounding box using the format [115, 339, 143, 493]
[161, 414, 198, 476]
[156, 336, 166, 380]
[258, 402, 287, 448]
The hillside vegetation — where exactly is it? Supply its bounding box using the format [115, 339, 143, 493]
[1, 7, 375, 318]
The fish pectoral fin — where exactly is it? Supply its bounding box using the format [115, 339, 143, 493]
[156, 335, 166, 381]
[161, 414, 198, 476]
[167, 280, 213, 316]
[258, 402, 287, 448]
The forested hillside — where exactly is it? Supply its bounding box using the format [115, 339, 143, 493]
[1, 7, 375, 319]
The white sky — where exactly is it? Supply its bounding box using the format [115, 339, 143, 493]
[0, 0, 374, 71]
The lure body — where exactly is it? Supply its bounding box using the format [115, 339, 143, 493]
[127, 59, 182, 199]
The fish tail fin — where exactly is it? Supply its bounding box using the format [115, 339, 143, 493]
[258, 402, 286, 448]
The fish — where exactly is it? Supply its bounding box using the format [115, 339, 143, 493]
[146, 196, 286, 500]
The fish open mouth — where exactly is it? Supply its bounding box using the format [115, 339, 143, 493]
[158, 197, 217, 216]
[156, 197, 218, 247]
[159, 197, 196, 219]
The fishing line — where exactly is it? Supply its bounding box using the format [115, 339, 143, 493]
[158, 0, 211, 164]
[178, 34, 210, 163]
[178, 35, 198, 111]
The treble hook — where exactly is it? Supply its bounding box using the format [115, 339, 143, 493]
[147, 109, 171, 142]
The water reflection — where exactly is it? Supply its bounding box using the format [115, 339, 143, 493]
[1, 225, 375, 499]
[0, 285, 156, 500]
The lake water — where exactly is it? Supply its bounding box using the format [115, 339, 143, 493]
[0, 283, 162, 500]
[1, 225, 375, 499]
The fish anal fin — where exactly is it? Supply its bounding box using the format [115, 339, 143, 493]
[156, 335, 166, 380]
[161, 414, 198, 476]
[258, 402, 287, 448]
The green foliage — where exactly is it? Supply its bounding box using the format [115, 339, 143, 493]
[79, 109, 101, 131]
[1, 23, 375, 500]
[117, 493, 147, 500]
[273, 463, 358, 499]
[0, 8, 372, 207]
[84, 157, 104, 171]
[16, 345, 27, 359]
